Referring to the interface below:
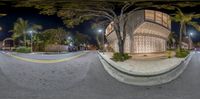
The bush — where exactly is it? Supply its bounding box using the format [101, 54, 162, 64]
[15, 46, 31, 53]
[175, 49, 189, 58]
[166, 51, 172, 58]
[111, 53, 132, 62]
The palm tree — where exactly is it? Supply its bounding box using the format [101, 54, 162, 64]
[171, 8, 200, 50]
[10, 18, 43, 47]
[10, 18, 28, 46]
[0, 13, 6, 17]
[31, 24, 43, 32]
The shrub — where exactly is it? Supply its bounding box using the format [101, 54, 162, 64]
[15, 46, 31, 53]
[175, 49, 189, 58]
[111, 53, 132, 62]
[166, 51, 172, 58]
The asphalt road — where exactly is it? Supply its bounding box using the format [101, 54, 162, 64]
[0, 51, 200, 99]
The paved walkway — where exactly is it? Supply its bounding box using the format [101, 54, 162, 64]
[100, 52, 185, 75]
[0, 51, 199, 99]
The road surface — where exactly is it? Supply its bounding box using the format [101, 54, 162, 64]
[0, 51, 199, 99]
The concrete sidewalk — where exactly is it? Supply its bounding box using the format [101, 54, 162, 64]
[100, 52, 184, 75]
[98, 52, 194, 86]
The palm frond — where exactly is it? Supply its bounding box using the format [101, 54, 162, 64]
[192, 14, 200, 19]
[189, 21, 200, 31]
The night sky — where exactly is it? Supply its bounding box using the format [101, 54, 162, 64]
[0, 4, 200, 43]
[0, 6, 96, 43]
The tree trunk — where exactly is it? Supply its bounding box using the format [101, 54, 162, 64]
[179, 22, 184, 50]
[23, 32, 26, 47]
[118, 39, 124, 54]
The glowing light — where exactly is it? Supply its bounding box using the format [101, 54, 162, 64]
[29, 30, 33, 34]
[104, 43, 108, 47]
[68, 36, 72, 40]
[98, 29, 103, 33]
[190, 32, 193, 36]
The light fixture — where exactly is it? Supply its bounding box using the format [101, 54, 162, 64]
[98, 29, 103, 33]
[190, 32, 193, 36]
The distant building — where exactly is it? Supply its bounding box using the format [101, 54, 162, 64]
[0, 41, 3, 50]
[106, 10, 171, 53]
[2, 38, 15, 51]
[182, 36, 193, 50]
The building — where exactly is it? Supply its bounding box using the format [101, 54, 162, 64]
[106, 10, 171, 53]
[2, 38, 15, 51]
[182, 36, 193, 50]
[0, 41, 3, 50]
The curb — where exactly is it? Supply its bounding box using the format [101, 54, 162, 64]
[3, 51, 88, 63]
[98, 52, 194, 86]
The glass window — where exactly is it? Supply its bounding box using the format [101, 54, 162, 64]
[162, 13, 168, 27]
[155, 11, 162, 24]
[168, 16, 171, 29]
[145, 10, 155, 21]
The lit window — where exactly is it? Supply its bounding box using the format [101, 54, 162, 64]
[162, 13, 168, 27]
[145, 10, 154, 21]
[155, 11, 162, 24]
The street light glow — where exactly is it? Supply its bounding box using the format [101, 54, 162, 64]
[68, 36, 72, 40]
[29, 30, 33, 34]
[190, 32, 193, 36]
[98, 29, 103, 33]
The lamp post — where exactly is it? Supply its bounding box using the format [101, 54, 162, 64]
[67, 36, 73, 46]
[189, 32, 193, 50]
[98, 29, 104, 52]
[29, 30, 33, 52]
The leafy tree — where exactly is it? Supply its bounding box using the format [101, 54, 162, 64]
[153, 3, 200, 49]
[10, 18, 43, 47]
[74, 32, 90, 46]
[40, 28, 68, 52]
[167, 32, 177, 49]
[15, 0, 155, 54]
[32, 32, 45, 51]
[31, 24, 43, 32]
[10, 18, 28, 46]
[55, 28, 68, 45]
[41, 28, 68, 46]
[15, 1, 200, 54]
[95, 33, 101, 49]
[172, 8, 200, 49]
[0, 13, 6, 17]
[197, 42, 200, 47]
[41, 29, 57, 45]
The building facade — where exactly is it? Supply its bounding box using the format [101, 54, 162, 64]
[0, 41, 3, 50]
[106, 10, 171, 53]
[182, 36, 193, 50]
[2, 38, 15, 51]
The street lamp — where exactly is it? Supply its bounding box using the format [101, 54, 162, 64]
[190, 32, 193, 36]
[189, 32, 193, 50]
[68, 36, 72, 40]
[29, 30, 33, 52]
[98, 29, 104, 52]
[67, 36, 73, 46]
[98, 29, 103, 33]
